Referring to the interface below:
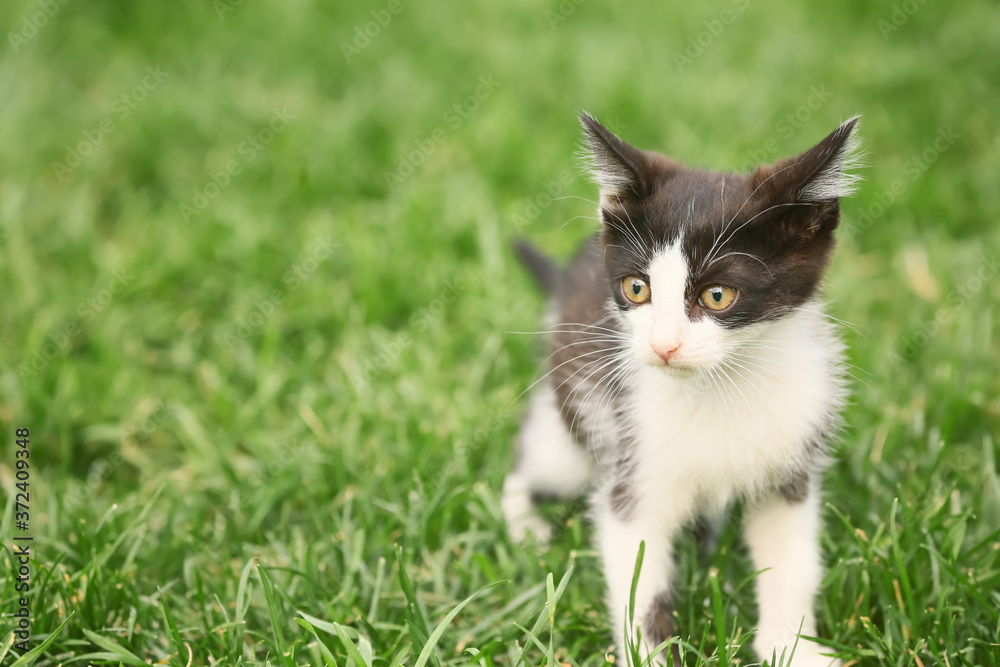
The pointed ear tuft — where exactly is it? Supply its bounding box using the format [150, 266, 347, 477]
[579, 112, 651, 204]
[796, 115, 865, 202]
[756, 116, 865, 206]
[751, 116, 865, 237]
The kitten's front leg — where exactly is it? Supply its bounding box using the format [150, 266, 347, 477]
[744, 475, 841, 667]
[596, 492, 682, 665]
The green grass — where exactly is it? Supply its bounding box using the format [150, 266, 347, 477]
[1, 0, 999, 664]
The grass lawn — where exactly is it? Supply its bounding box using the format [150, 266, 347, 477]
[1, 0, 999, 664]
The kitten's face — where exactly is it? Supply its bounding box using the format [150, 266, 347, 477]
[581, 114, 861, 377]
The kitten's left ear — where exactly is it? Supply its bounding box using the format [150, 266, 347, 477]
[580, 113, 668, 206]
[754, 116, 864, 235]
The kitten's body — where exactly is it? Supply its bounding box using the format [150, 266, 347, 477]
[503, 115, 860, 665]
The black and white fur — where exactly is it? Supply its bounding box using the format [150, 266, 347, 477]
[503, 114, 862, 666]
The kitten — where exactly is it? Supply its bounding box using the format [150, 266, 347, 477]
[502, 114, 861, 666]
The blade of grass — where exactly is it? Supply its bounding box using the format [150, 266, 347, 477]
[888, 498, 917, 633]
[460, 580, 545, 640]
[333, 622, 371, 667]
[158, 590, 185, 665]
[396, 546, 432, 662]
[367, 556, 386, 623]
[76, 628, 146, 666]
[294, 618, 339, 667]
[234, 558, 255, 656]
[709, 567, 729, 664]
[625, 541, 646, 667]
[258, 565, 293, 667]
[545, 572, 555, 660]
[512, 622, 549, 655]
[387, 643, 412, 667]
[9, 612, 75, 667]
[413, 581, 503, 667]
[515, 566, 574, 666]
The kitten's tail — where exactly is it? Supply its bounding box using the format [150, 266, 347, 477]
[513, 238, 560, 292]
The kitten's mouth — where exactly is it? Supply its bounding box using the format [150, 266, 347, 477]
[655, 360, 697, 377]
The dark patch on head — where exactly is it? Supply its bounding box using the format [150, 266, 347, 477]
[643, 592, 682, 665]
[580, 114, 861, 328]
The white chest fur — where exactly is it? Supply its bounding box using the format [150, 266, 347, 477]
[622, 305, 845, 515]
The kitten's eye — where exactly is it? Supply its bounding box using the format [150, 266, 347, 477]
[622, 276, 651, 304]
[699, 285, 737, 311]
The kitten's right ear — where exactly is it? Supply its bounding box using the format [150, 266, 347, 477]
[751, 116, 864, 238]
[580, 113, 658, 205]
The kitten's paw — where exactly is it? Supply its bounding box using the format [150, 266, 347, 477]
[501, 472, 553, 546]
[506, 513, 553, 545]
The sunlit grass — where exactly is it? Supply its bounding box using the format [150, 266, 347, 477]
[0, 0, 998, 664]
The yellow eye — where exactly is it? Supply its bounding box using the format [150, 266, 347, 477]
[622, 276, 651, 304]
[699, 285, 737, 311]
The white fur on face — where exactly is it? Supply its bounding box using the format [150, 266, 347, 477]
[619, 241, 732, 375]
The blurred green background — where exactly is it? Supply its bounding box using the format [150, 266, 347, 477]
[1, 0, 998, 664]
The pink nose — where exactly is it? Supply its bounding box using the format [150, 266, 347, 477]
[651, 342, 680, 364]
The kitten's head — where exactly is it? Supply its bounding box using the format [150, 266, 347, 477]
[580, 113, 862, 377]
